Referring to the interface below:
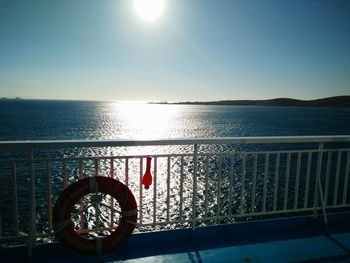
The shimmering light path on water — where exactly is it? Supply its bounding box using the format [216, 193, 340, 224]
[1, 100, 350, 141]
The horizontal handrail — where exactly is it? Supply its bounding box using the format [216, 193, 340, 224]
[0, 135, 350, 149]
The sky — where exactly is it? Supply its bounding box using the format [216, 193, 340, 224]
[0, 0, 349, 102]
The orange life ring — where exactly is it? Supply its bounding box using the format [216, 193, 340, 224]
[52, 177, 137, 256]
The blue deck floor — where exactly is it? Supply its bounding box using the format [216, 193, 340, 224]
[116, 233, 350, 263]
[2, 212, 350, 262]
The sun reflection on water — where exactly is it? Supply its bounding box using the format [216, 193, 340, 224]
[112, 101, 183, 140]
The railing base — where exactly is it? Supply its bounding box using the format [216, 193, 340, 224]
[1, 211, 350, 263]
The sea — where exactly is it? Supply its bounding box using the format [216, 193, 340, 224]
[1, 99, 350, 242]
[1, 99, 350, 140]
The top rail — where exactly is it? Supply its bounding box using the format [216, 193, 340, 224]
[1, 135, 350, 149]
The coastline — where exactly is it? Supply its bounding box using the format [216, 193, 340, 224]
[150, 95, 350, 107]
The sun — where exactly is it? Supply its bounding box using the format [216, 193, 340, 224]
[133, 0, 164, 22]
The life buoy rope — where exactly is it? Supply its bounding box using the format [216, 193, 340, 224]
[52, 177, 137, 256]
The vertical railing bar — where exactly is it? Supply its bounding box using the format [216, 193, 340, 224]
[79, 160, 83, 179]
[204, 156, 209, 218]
[324, 152, 332, 206]
[94, 159, 100, 230]
[240, 154, 246, 215]
[216, 155, 222, 221]
[12, 161, 19, 236]
[110, 159, 115, 228]
[304, 152, 312, 208]
[317, 169, 328, 225]
[47, 161, 53, 234]
[333, 151, 342, 206]
[166, 157, 170, 223]
[63, 160, 68, 189]
[28, 148, 36, 258]
[79, 160, 84, 231]
[251, 154, 257, 213]
[293, 152, 302, 210]
[94, 159, 99, 176]
[283, 153, 291, 210]
[228, 154, 234, 215]
[273, 153, 280, 211]
[192, 144, 198, 229]
[153, 157, 157, 225]
[263, 153, 269, 213]
[125, 157, 129, 187]
[139, 158, 143, 225]
[342, 151, 350, 205]
[180, 156, 184, 221]
[110, 158, 114, 178]
[313, 143, 324, 218]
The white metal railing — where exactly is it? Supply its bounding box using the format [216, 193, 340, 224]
[0, 136, 350, 251]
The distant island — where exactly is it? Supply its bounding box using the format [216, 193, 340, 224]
[1, 97, 22, 100]
[152, 96, 350, 107]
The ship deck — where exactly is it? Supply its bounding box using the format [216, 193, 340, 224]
[1, 212, 350, 262]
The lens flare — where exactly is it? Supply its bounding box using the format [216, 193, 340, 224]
[133, 0, 164, 22]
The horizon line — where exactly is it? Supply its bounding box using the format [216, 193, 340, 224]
[1, 95, 350, 104]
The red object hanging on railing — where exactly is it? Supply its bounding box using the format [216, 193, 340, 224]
[142, 156, 152, 189]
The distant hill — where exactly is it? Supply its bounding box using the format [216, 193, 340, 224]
[1, 97, 22, 100]
[156, 96, 350, 107]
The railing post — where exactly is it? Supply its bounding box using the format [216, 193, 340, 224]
[139, 157, 143, 226]
[240, 154, 246, 215]
[12, 161, 19, 236]
[166, 156, 170, 223]
[28, 148, 36, 258]
[192, 144, 198, 229]
[47, 161, 53, 234]
[313, 143, 327, 223]
[153, 157, 157, 226]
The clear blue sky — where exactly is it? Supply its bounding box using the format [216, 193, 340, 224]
[1, 0, 349, 101]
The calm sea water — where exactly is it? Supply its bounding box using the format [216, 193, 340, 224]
[1, 99, 350, 140]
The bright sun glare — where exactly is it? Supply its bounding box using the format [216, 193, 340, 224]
[113, 101, 180, 140]
[133, 0, 164, 22]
